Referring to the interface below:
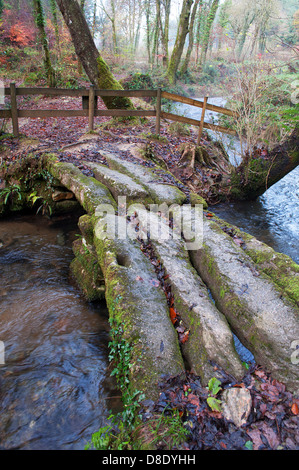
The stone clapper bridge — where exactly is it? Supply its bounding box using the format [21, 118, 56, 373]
[5, 149, 298, 401]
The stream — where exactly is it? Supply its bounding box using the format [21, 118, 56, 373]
[0, 214, 121, 450]
[177, 98, 299, 264]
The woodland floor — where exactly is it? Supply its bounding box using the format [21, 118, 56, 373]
[1, 94, 299, 451]
[1, 91, 235, 205]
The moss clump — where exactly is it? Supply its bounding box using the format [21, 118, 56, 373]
[244, 242, 299, 307]
[96, 57, 135, 110]
[70, 238, 105, 301]
[208, 213, 299, 308]
[190, 192, 208, 209]
[78, 214, 95, 245]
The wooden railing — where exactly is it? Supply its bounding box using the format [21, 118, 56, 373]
[0, 83, 237, 141]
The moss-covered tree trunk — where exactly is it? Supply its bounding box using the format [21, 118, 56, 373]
[166, 0, 194, 84]
[199, 0, 219, 66]
[55, 0, 134, 109]
[32, 0, 56, 87]
[50, 0, 61, 59]
[177, 127, 298, 203]
[226, 126, 299, 201]
[156, 0, 171, 67]
[180, 0, 200, 76]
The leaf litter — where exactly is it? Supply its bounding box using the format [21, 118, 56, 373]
[139, 366, 299, 450]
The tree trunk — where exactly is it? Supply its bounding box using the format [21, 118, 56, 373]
[173, 128, 299, 204]
[195, 0, 203, 65]
[180, 0, 200, 76]
[77, 0, 86, 75]
[145, 0, 152, 65]
[157, 0, 171, 67]
[227, 127, 299, 200]
[55, 0, 134, 110]
[152, 10, 159, 66]
[50, 0, 61, 59]
[199, 0, 219, 66]
[33, 0, 56, 87]
[166, 0, 194, 84]
[110, 0, 119, 54]
[92, 0, 97, 39]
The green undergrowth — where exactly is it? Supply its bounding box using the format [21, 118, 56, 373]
[85, 317, 189, 451]
[85, 318, 145, 450]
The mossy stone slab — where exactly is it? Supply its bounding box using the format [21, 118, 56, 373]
[102, 151, 187, 206]
[84, 161, 150, 203]
[190, 217, 299, 395]
[134, 208, 245, 385]
[93, 214, 185, 400]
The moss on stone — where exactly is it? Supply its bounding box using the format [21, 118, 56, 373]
[70, 257, 105, 301]
[70, 238, 105, 301]
[45, 157, 116, 214]
[78, 214, 95, 245]
[208, 213, 299, 308]
[93, 230, 185, 400]
[189, 192, 208, 210]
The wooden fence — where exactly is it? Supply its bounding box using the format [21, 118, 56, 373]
[0, 83, 237, 142]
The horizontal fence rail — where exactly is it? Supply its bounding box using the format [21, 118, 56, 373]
[161, 91, 238, 118]
[0, 83, 237, 140]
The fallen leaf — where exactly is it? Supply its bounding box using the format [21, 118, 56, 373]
[247, 429, 263, 450]
[187, 393, 200, 408]
[291, 403, 299, 415]
[233, 237, 244, 246]
[180, 330, 190, 344]
[261, 422, 280, 450]
[169, 307, 177, 325]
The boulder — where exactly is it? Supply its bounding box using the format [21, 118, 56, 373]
[222, 387, 252, 427]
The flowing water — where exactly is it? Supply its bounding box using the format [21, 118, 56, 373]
[0, 214, 121, 450]
[177, 98, 299, 263]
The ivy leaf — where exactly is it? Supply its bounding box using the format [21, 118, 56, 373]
[244, 441, 253, 450]
[207, 377, 222, 396]
[207, 396, 222, 412]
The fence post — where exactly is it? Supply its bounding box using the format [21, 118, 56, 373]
[10, 83, 19, 138]
[155, 88, 161, 135]
[197, 95, 208, 145]
[89, 85, 95, 131]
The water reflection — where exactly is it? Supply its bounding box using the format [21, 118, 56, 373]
[0, 214, 121, 450]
